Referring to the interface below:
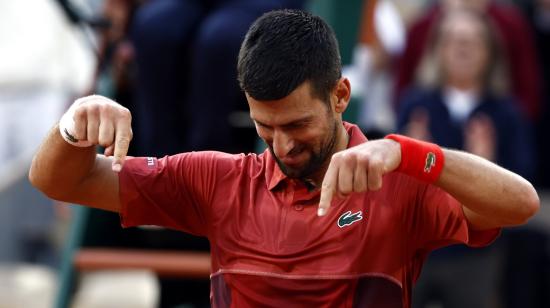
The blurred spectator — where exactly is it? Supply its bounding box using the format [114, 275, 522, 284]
[130, 0, 304, 156]
[94, 0, 138, 97]
[345, 0, 405, 137]
[395, 0, 542, 122]
[396, 9, 535, 308]
[398, 9, 535, 180]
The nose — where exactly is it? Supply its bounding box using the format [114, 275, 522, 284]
[272, 130, 295, 158]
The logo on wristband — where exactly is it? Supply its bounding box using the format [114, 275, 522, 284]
[424, 152, 436, 173]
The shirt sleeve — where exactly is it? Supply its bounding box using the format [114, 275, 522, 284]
[400, 175, 501, 254]
[118, 151, 241, 237]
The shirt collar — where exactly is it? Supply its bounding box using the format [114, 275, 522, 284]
[265, 122, 368, 191]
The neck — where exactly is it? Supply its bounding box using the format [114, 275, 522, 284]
[446, 78, 480, 93]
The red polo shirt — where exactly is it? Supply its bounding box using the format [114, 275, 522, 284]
[119, 122, 499, 307]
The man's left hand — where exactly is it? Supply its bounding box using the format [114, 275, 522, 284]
[318, 139, 401, 216]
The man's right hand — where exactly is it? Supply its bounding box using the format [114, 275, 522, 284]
[29, 95, 131, 212]
[68, 95, 133, 172]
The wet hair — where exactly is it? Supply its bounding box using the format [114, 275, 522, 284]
[237, 9, 341, 103]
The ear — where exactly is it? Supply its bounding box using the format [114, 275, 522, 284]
[332, 78, 351, 114]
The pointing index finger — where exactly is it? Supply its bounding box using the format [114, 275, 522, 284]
[318, 160, 338, 216]
[112, 120, 132, 173]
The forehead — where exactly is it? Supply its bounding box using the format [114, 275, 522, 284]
[442, 14, 485, 39]
[247, 81, 326, 125]
[443, 0, 489, 11]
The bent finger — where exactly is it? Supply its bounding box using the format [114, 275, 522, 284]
[353, 163, 367, 193]
[72, 106, 88, 141]
[367, 158, 384, 191]
[86, 106, 100, 144]
[337, 157, 354, 197]
[98, 120, 115, 148]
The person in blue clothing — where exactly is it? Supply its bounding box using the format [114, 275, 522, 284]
[397, 8, 536, 308]
[398, 8, 535, 180]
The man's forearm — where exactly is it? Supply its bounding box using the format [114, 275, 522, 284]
[436, 149, 539, 229]
[29, 124, 97, 200]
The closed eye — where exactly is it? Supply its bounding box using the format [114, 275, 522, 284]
[283, 119, 312, 130]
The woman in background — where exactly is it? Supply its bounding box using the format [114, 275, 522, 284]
[398, 8, 534, 180]
[397, 9, 536, 308]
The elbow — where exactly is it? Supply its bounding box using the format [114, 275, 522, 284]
[514, 183, 540, 225]
[525, 184, 540, 219]
[29, 164, 49, 197]
[29, 161, 64, 201]
[28, 161, 43, 192]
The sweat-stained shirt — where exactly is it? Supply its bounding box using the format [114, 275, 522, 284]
[119, 122, 500, 308]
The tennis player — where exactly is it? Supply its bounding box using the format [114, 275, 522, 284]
[30, 10, 539, 307]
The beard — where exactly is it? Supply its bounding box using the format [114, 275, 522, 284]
[269, 118, 339, 180]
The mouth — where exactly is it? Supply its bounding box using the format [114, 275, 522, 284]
[280, 151, 305, 166]
[280, 157, 302, 167]
[268, 144, 315, 177]
[279, 149, 307, 168]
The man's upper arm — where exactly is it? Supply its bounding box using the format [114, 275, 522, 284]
[117, 153, 234, 234]
[70, 154, 121, 213]
[407, 182, 500, 252]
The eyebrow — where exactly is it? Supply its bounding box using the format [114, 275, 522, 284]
[252, 116, 313, 128]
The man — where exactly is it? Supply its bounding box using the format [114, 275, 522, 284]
[30, 10, 538, 308]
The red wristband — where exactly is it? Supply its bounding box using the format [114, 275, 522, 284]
[385, 134, 445, 183]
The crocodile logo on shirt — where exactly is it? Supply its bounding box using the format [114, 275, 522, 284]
[424, 152, 436, 173]
[337, 210, 363, 228]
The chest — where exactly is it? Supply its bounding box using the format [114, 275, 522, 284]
[209, 186, 407, 275]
